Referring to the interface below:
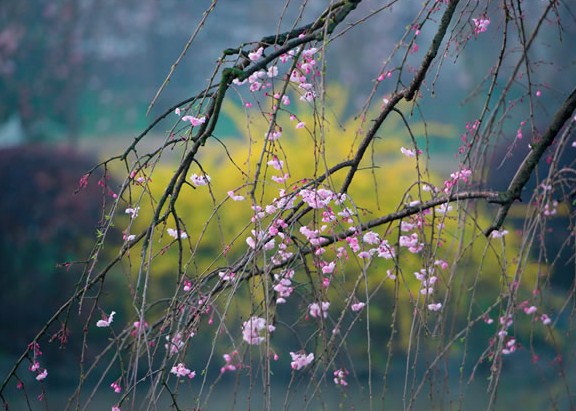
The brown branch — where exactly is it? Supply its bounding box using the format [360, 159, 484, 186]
[340, 0, 460, 193]
[485, 86, 576, 236]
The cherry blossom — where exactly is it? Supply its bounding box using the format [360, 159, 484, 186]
[165, 333, 185, 356]
[190, 173, 211, 187]
[266, 129, 282, 141]
[308, 302, 330, 318]
[333, 368, 349, 386]
[96, 311, 116, 328]
[267, 66, 278, 78]
[351, 302, 366, 312]
[267, 157, 284, 170]
[110, 381, 122, 393]
[491, 229, 508, 239]
[36, 369, 48, 381]
[242, 316, 275, 345]
[167, 228, 188, 239]
[125, 207, 139, 219]
[220, 351, 242, 374]
[362, 231, 380, 245]
[436, 203, 453, 214]
[181, 115, 206, 126]
[427, 302, 442, 311]
[400, 147, 416, 157]
[227, 190, 245, 201]
[290, 351, 314, 370]
[472, 17, 490, 35]
[170, 363, 196, 379]
[248, 46, 263, 61]
[524, 305, 537, 315]
[502, 338, 517, 355]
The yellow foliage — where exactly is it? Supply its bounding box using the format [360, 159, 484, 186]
[116, 85, 545, 354]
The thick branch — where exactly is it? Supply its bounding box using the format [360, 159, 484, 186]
[485, 86, 576, 236]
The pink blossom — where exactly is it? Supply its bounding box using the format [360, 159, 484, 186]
[434, 259, 449, 270]
[248, 47, 263, 61]
[190, 173, 211, 187]
[170, 363, 195, 379]
[174, 108, 181, 116]
[112, 406, 121, 411]
[36, 369, 48, 381]
[227, 190, 245, 201]
[321, 261, 336, 274]
[300, 90, 316, 102]
[427, 302, 442, 311]
[333, 368, 349, 386]
[290, 352, 314, 370]
[436, 203, 453, 214]
[220, 351, 242, 374]
[242, 317, 274, 345]
[281, 95, 290, 105]
[181, 115, 206, 126]
[218, 271, 235, 281]
[266, 129, 282, 141]
[399, 233, 419, 248]
[491, 229, 509, 239]
[472, 17, 490, 35]
[362, 231, 380, 245]
[401, 221, 415, 232]
[96, 311, 116, 328]
[267, 157, 284, 170]
[273, 278, 294, 301]
[246, 236, 256, 249]
[502, 338, 517, 355]
[524, 305, 537, 315]
[296, 121, 306, 129]
[165, 333, 184, 356]
[351, 302, 366, 312]
[110, 381, 122, 393]
[167, 228, 188, 240]
[357, 251, 371, 259]
[309, 302, 330, 318]
[125, 207, 139, 219]
[400, 146, 416, 157]
[540, 314, 552, 325]
[131, 321, 148, 336]
[267, 65, 278, 78]
[271, 173, 290, 183]
[301, 47, 317, 58]
[377, 240, 395, 259]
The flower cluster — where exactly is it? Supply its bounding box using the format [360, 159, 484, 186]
[472, 17, 490, 35]
[220, 350, 242, 374]
[242, 316, 275, 345]
[170, 363, 195, 379]
[333, 368, 349, 386]
[308, 302, 330, 319]
[28, 342, 48, 382]
[290, 352, 314, 370]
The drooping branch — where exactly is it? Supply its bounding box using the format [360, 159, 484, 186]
[340, 0, 460, 194]
[485, 86, 576, 236]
